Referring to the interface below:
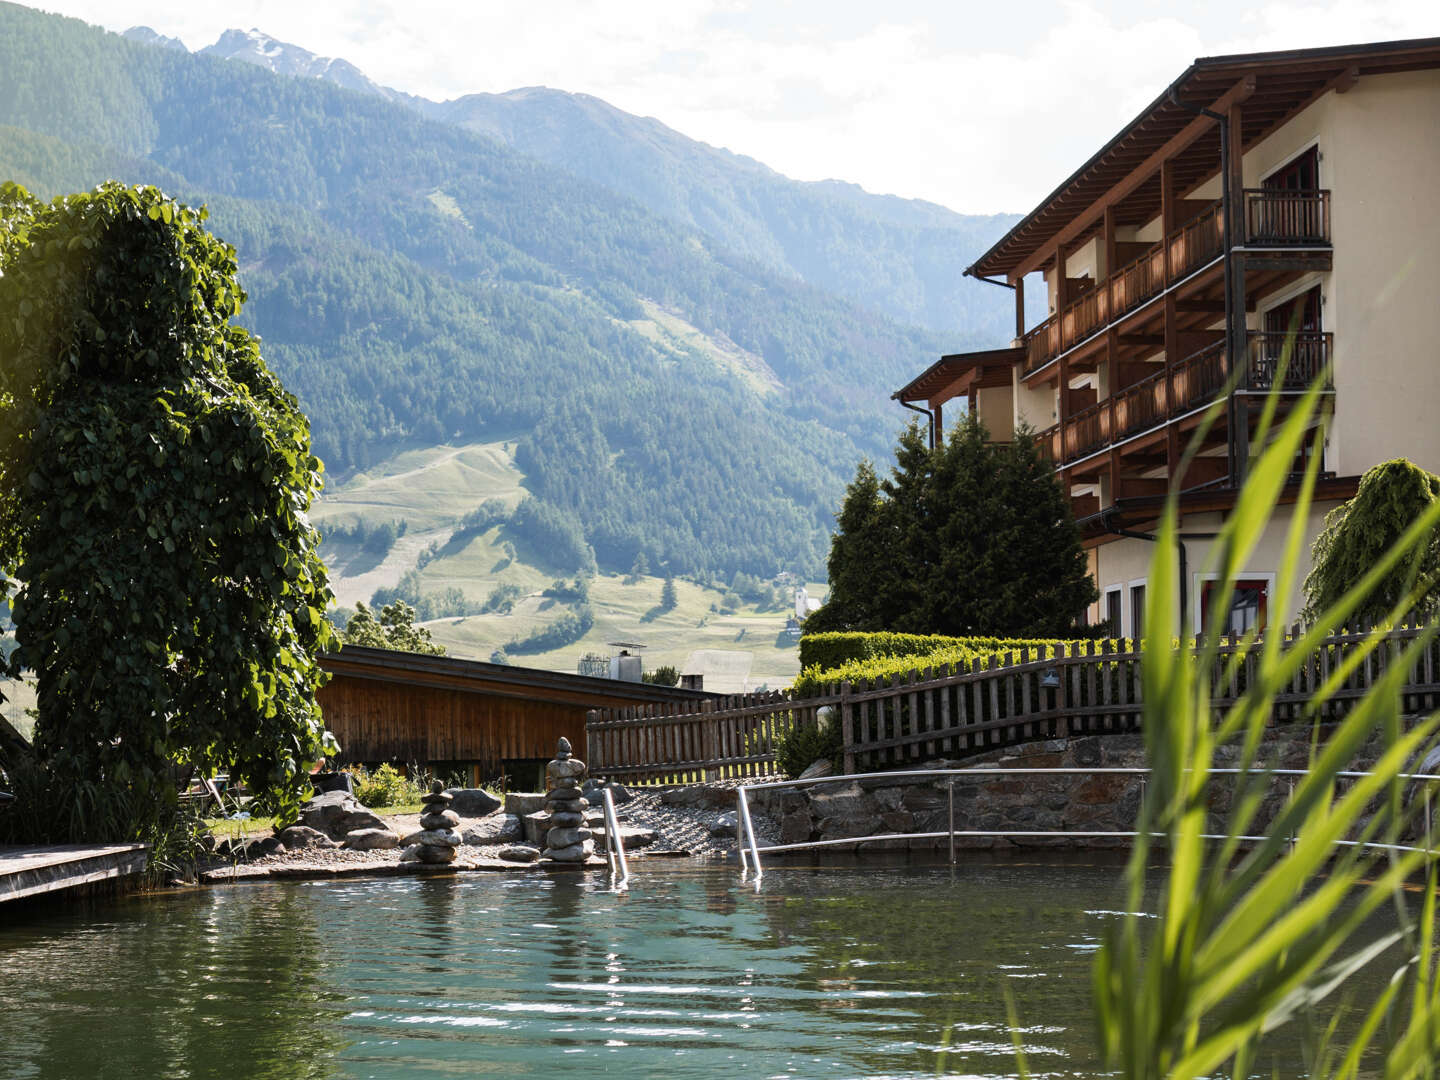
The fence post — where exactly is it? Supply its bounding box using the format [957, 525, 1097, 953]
[841, 680, 855, 775]
[586, 709, 602, 772]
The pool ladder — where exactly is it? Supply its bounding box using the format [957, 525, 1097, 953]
[599, 786, 630, 890]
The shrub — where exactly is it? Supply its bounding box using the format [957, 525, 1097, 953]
[352, 763, 423, 808]
[642, 665, 680, 686]
[774, 715, 842, 779]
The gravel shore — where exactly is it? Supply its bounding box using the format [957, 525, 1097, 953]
[197, 782, 781, 884]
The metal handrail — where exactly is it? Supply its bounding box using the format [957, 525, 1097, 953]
[734, 766, 1440, 881]
[600, 786, 630, 890]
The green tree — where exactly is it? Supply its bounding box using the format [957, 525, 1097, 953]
[642, 665, 680, 686]
[341, 601, 445, 655]
[810, 417, 1096, 637]
[1303, 457, 1440, 625]
[660, 575, 678, 611]
[0, 181, 336, 840]
[625, 552, 650, 585]
[803, 459, 893, 633]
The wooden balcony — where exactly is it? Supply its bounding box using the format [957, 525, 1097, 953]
[1022, 191, 1331, 376]
[1056, 332, 1333, 465]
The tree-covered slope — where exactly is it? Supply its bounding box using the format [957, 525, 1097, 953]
[0, 3, 973, 581]
[435, 87, 1020, 336]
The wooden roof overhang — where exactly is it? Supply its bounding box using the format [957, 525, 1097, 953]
[319, 646, 715, 710]
[892, 347, 1023, 405]
[969, 37, 1440, 283]
[1077, 475, 1362, 547]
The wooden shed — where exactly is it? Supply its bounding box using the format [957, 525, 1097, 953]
[316, 646, 711, 786]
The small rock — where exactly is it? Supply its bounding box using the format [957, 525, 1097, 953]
[343, 828, 400, 851]
[798, 759, 833, 781]
[413, 828, 463, 848]
[399, 844, 423, 862]
[548, 810, 586, 828]
[497, 845, 540, 863]
[542, 840, 594, 861]
[445, 788, 502, 817]
[277, 825, 336, 851]
[416, 844, 457, 864]
[545, 826, 592, 849]
[461, 814, 523, 846]
[419, 809, 461, 830]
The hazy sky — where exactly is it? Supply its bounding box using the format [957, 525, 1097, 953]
[31, 1, 1440, 214]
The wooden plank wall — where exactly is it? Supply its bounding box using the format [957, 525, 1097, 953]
[318, 676, 585, 773]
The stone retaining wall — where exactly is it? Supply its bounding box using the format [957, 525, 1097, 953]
[748, 723, 1410, 851]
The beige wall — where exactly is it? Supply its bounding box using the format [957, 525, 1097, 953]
[1088, 501, 1341, 635]
[976, 384, 1015, 441]
[1013, 366, 1056, 430]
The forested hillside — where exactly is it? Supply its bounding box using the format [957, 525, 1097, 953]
[0, 3, 995, 581]
[435, 87, 1020, 336]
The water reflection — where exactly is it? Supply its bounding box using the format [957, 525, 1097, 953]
[0, 857, 1391, 1078]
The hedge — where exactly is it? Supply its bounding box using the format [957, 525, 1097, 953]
[792, 634, 1134, 698]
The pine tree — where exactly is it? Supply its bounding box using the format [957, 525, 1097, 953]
[810, 416, 1096, 637]
[660, 576, 678, 610]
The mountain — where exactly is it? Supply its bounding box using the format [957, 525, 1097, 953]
[0, 3, 1009, 589]
[432, 87, 1019, 336]
[120, 25, 184, 52]
[123, 21, 1019, 338]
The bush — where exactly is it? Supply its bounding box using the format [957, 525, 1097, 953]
[799, 631, 969, 671]
[352, 763, 423, 808]
[792, 634, 1133, 698]
[774, 715, 842, 780]
[643, 665, 680, 686]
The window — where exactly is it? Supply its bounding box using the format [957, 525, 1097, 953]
[1200, 578, 1270, 635]
[1104, 587, 1123, 637]
[1262, 145, 1319, 191]
[1130, 583, 1146, 642]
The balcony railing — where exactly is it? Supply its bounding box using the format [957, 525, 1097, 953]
[1245, 189, 1330, 247]
[1023, 191, 1330, 376]
[1055, 332, 1333, 465]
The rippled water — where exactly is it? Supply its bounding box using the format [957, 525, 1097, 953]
[0, 855, 1388, 1078]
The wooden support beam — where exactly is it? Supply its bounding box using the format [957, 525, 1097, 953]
[1103, 204, 1117, 278]
[1012, 76, 1256, 280]
[1118, 334, 1165, 347]
[1333, 65, 1359, 94]
[1176, 299, 1227, 314]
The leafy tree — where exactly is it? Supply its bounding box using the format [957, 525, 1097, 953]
[341, 601, 445, 655]
[810, 417, 1096, 637]
[0, 181, 336, 840]
[660, 576, 678, 611]
[1303, 458, 1440, 625]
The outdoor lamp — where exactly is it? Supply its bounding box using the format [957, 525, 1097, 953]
[1040, 668, 1061, 689]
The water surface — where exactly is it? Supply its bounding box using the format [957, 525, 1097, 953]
[0, 855, 1370, 1078]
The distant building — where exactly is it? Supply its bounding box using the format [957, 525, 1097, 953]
[794, 586, 822, 621]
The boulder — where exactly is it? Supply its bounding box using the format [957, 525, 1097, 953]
[334, 806, 390, 836]
[548, 810, 586, 828]
[780, 807, 813, 847]
[710, 811, 739, 837]
[416, 844, 457, 865]
[277, 825, 337, 851]
[523, 810, 552, 847]
[219, 834, 283, 860]
[399, 844, 423, 862]
[504, 792, 547, 817]
[591, 824, 658, 850]
[297, 789, 359, 836]
[497, 845, 540, 863]
[343, 828, 400, 851]
[461, 814, 523, 846]
[446, 788, 502, 818]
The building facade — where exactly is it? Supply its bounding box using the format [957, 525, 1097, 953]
[895, 38, 1440, 636]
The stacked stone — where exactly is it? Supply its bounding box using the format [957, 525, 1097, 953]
[406, 781, 462, 865]
[542, 737, 593, 863]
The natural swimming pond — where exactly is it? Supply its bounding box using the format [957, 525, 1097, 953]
[0, 855, 1395, 1078]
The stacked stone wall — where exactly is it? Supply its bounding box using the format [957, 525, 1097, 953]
[749, 723, 1411, 851]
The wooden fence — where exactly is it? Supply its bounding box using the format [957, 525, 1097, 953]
[585, 628, 1440, 784]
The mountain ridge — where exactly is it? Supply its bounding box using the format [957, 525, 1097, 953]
[120, 19, 1019, 337]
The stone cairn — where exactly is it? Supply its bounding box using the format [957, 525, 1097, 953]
[542, 737, 594, 863]
[408, 781, 462, 865]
